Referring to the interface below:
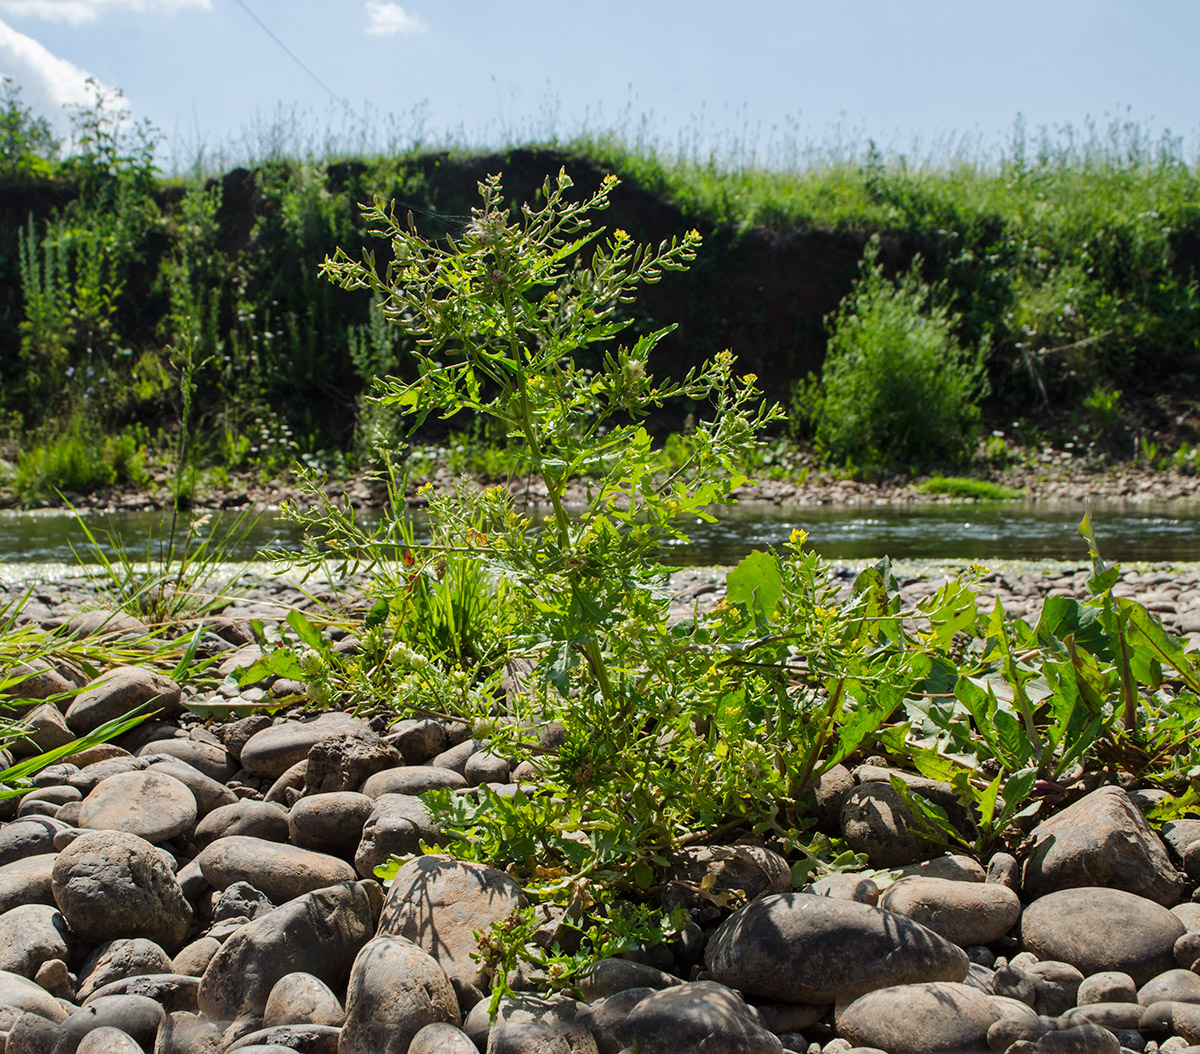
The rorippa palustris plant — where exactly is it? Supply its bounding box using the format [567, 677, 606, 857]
[318, 169, 784, 866]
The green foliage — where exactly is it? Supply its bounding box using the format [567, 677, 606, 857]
[917, 476, 1024, 500]
[0, 78, 57, 181]
[15, 417, 149, 502]
[803, 238, 988, 468]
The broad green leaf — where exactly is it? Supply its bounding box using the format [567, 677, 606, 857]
[1118, 597, 1200, 693]
[727, 550, 783, 624]
[286, 610, 325, 653]
[1037, 595, 1111, 660]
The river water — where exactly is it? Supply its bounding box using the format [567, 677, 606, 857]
[1, 499, 1197, 576]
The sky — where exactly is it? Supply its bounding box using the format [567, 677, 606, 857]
[0, 0, 1197, 172]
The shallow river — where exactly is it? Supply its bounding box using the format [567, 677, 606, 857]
[1, 499, 1197, 577]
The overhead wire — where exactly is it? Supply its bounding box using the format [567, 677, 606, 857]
[229, 0, 472, 230]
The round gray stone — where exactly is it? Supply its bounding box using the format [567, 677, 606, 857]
[339, 935, 461, 1054]
[835, 981, 1000, 1054]
[704, 892, 970, 1004]
[1021, 886, 1184, 985]
[877, 875, 1021, 946]
[196, 835, 356, 904]
[51, 829, 191, 952]
[78, 770, 197, 842]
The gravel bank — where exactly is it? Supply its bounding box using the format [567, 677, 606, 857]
[0, 567, 1199, 1052]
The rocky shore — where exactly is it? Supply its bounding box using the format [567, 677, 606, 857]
[15, 451, 1199, 516]
[2, 566, 1200, 1052]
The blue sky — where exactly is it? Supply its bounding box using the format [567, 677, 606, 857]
[0, 0, 1197, 170]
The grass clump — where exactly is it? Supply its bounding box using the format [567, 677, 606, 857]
[797, 237, 988, 470]
[918, 476, 1024, 500]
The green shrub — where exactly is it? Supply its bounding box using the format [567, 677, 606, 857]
[15, 418, 149, 502]
[804, 237, 987, 468]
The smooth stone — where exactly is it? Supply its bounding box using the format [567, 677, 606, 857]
[194, 800, 290, 847]
[1078, 972, 1138, 1006]
[1141, 1000, 1200, 1044]
[464, 992, 594, 1054]
[891, 854, 987, 883]
[238, 715, 365, 779]
[197, 880, 377, 1024]
[376, 855, 526, 1011]
[222, 715, 273, 764]
[150, 1008, 223, 1053]
[1030, 1021, 1121, 1053]
[8, 1010, 67, 1050]
[840, 781, 956, 867]
[661, 845, 792, 919]
[0, 817, 68, 867]
[170, 937, 221, 978]
[1021, 887, 1184, 984]
[1060, 1001, 1146, 1029]
[462, 751, 509, 787]
[9, 703, 74, 757]
[79, 937, 172, 1005]
[1021, 786, 1189, 906]
[360, 766, 467, 797]
[574, 989, 655, 1054]
[57, 994, 166, 1052]
[877, 875, 1021, 946]
[704, 892, 970, 1004]
[143, 760, 237, 815]
[78, 770, 197, 843]
[139, 738, 236, 783]
[1138, 968, 1200, 1006]
[75, 1026, 145, 1053]
[386, 719, 448, 765]
[0, 904, 68, 979]
[0, 968, 70, 1022]
[429, 739, 483, 776]
[288, 792, 374, 855]
[56, 609, 149, 640]
[262, 971, 344, 1027]
[3, 658, 75, 701]
[575, 958, 683, 1001]
[835, 981, 1000, 1054]
[84, 973, 200, 1015]
[606, 981, 782, 1054]
[802, 873, 879, 905]
[65, 666, 182, 735]
[195, 835, 355, 903]
[1173, 903, 1200, 933]
[408, 1021, 479, 1054]
[339, 935, 461, 1054]
[51, 830, 191, 952]
[1025, 960, 1086, 1017]
[0, 852, 57, 913]
[353, 795, 441, 879]
[67, 757, 147, 795]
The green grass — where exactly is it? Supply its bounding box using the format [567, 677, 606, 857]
[918, 475, 1025, 500]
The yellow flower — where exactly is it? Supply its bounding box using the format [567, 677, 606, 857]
[613, 229, 630, 242]
[789, 528, 809, 548]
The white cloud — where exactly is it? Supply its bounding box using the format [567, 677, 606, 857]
[364, 1, 425, 37]
[0, 0, 210, 26]
[0, 16, 104, 115]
